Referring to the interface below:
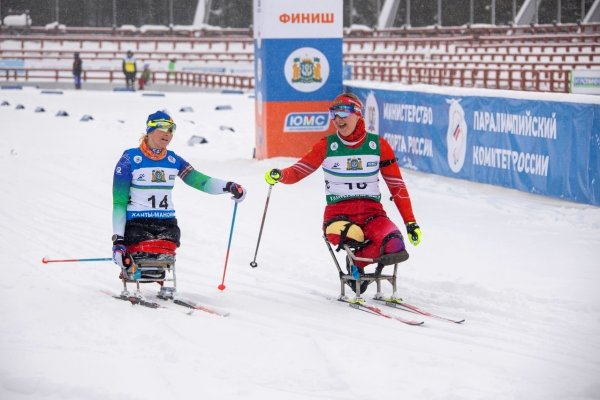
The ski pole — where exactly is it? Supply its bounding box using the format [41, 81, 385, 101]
[249, 184, 273, 268]
[42, 257, 112, 264]
[218, 201, 239, 291]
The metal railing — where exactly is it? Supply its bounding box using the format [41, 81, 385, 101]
[0, 67, 254, 90]
[3, 22, 598, 38]
[349, 64, 571, 92]
[1, 64, 570, 93]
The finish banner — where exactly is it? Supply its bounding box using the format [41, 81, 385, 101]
[253, 0, 343, 159]
[349, 86, 600, 206]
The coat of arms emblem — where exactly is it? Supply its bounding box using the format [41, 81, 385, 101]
[292, 57, 322, 83]
[346, 157, 363, 170]
[151, 169, 167, 183]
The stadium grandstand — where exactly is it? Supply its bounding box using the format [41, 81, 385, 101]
[1, 0, 599, 93]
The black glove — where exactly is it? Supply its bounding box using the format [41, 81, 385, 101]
[112, 235, 125, 246]
[405, 222, 422, 246]
[225, 181, 246, 202]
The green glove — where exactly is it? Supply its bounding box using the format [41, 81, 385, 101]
[406, 222, 422, 246]
[264, 169, 282, 185]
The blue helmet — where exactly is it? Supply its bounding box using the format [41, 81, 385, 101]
[146, 111, 174, 134]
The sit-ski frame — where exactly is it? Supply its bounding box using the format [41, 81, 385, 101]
[120, 255, 177, 298]
[323, 235, 408, 301]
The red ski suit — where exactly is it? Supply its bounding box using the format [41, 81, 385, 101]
[278, 119, 417, 268]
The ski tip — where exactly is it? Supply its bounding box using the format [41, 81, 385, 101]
[41, 257, 48, 264]
[197, 307, 230, 317]
[390, 315, 424, 325]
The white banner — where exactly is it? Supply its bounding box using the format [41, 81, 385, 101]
[253, 0, 343, 39]
[571, 69, 600, 95]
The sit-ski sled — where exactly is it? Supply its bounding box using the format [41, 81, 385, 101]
[117, 239, 178, 302]
[323, 234, 428, 325]
[324, 233, 465, 325]
[323, 234, 408, 303]
[109, 239, 230, 316]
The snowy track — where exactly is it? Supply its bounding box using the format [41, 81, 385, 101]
[1, 87, 599, 400]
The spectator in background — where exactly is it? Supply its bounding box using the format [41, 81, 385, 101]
[168, 58, 176, 80]
[138, 64, 151, 90]
[72, 52, 82, 90]
[122, 50, 137, 89]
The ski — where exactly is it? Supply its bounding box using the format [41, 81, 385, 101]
[338, 298, 424, 326]
[374, 298, 465, 324]
[102, 289, 229, 317]
[102, 290, 165, 309]
[170, 298, 230, 317]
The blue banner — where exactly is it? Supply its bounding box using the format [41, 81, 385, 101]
[349, 86, 600, 206]
[255, 38, 342, 102]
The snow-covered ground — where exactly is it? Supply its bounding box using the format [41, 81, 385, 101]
[1, 86, 599, 400]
